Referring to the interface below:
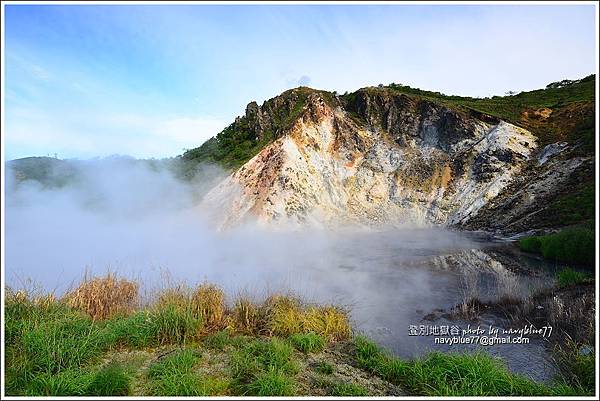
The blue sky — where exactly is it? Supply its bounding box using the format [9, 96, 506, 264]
[3, 4, 597, 160]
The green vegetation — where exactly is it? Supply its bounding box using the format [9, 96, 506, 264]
[289, 332, 326, 353]
[554, 340, 595, 393]
[146, 349, 211, 396]
[246, 370, 296, 396]
[380, 75, 595, 149]
[230, 338, 298, 396]
[556, 267, 592, 288]
[86, 363, 132, 396]
[545, 183, 595, 226]
[353, 336, 585, 396]
[518, 225, 595, 265]
[314, 361, 334, 375]
[4, 274, 594, 396]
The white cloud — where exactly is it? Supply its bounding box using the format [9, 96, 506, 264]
[4, 109, 228, 160]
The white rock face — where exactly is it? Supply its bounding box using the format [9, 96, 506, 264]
[202, 95, 538, 230]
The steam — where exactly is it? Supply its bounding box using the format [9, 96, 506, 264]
[5, 157, 478, 297]
[4, 157, 554, 364]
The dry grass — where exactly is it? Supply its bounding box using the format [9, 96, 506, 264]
[230, 297, 262, 334]
[303, 305, 351, 341]
[154, 286, 192, 312]
[65, 274, 138, 320]
[263, 295, 304, 337]
[14, 273, 351, 342]
[191, 283, 226, 329]
[262, 295, 351, 341]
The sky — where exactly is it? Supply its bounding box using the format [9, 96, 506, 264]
[3, 3, 597, 160]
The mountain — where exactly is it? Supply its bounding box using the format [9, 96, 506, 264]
[187, 76, 595, 233]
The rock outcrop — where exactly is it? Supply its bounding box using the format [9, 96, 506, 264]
[201, 88, 569, 232]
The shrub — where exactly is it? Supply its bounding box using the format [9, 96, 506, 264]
[65, 274, 138, 320]
[519, 236, 542, 253]
[289, 332, 326, 353]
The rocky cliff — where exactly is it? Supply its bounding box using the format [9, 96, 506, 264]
[190, 77, 595, 234]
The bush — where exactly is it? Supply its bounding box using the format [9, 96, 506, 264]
[519, 236, 542, 253]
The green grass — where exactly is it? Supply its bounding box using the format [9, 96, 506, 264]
[545, 184, 595, 226]
[203, 329, 233, 350]
[353, 336, 586, 396]
[25, 370, 94, 396]
[330, 382, 370, 396]
[289, 332, 326, 353]
[314, 361, 334, 375]
[556, 267, 592, 288]
[554, 342, 595, 393]
[86, 363, 131, 396]
[246, 370, 296, 396]
[230, 338, 299, 395]
[519, 225, 595, 265]
[146, 349, 205, 396]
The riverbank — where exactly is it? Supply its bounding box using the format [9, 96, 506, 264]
[4, 274, 594, 397]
